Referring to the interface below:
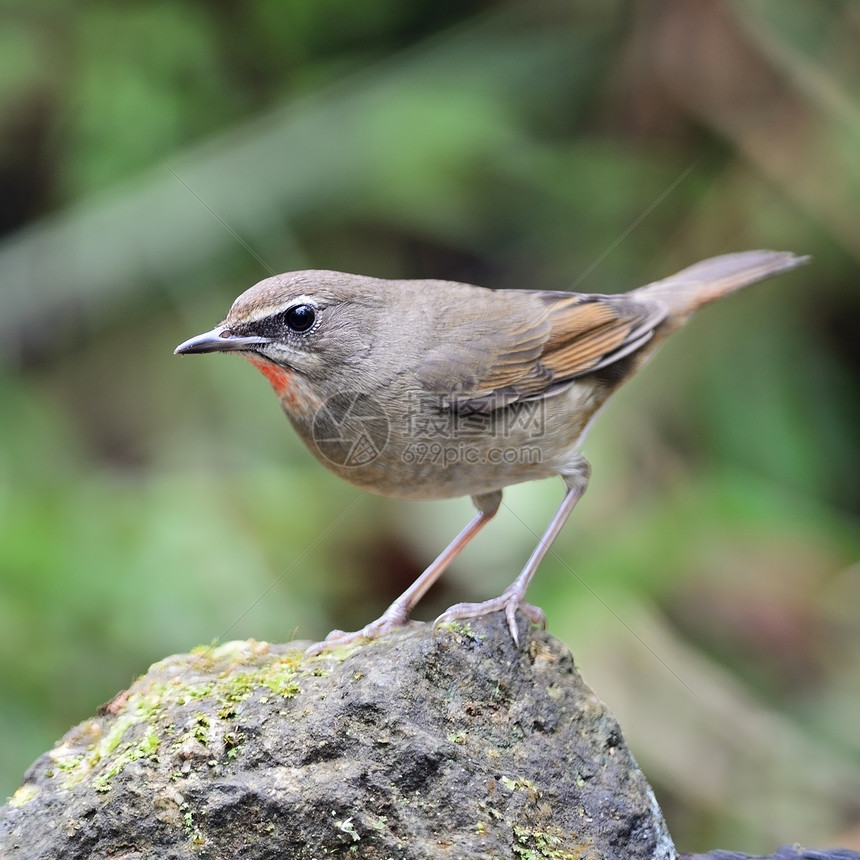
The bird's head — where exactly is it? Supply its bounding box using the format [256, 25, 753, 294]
[175, 270, 385, 397]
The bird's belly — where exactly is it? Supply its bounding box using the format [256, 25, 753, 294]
[290, 383, 606, 501]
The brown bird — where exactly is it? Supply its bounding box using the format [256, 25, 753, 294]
[175, 250, 807, 651]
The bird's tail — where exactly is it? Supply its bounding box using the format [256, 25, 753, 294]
[635, 250, 809, 319]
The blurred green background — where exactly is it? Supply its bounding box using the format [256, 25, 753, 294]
[1, 0, 858, 853]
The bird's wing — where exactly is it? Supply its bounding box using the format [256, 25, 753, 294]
[416, 290, 667, 412]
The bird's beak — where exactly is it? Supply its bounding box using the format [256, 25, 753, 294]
[174, 325, 270, 355]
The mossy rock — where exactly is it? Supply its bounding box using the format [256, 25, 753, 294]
[1, 613, 674, 860]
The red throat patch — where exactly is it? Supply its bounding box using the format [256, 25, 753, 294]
[244, 355, 322, 415]
[246, 355, 295, 399]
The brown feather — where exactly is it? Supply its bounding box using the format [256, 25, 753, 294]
[419, 288, 668, 411]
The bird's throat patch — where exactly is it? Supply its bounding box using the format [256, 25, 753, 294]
[246, 356, 294, 397]
[245, 355, 322, 414]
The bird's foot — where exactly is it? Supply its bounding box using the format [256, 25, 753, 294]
[305, 604, 415, 656]
[434, 591, 545, 646]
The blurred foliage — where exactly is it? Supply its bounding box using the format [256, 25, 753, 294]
[1, 0, 859, 853]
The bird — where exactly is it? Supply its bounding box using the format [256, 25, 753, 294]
[175, 250, 807, 651]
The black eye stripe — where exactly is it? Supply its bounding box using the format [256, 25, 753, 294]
[241, 303, 317, 339]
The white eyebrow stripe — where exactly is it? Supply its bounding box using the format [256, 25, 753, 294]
[239, 295, 320, 324]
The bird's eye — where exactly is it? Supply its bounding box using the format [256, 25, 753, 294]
[284, 304, 316, 333]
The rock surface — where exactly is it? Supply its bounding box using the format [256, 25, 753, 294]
[1, 613, 674, 860]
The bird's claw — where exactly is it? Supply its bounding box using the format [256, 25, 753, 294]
[434, 592, 545, 646]
[306, 592, 546, 655]
[304, 605, 414, 656]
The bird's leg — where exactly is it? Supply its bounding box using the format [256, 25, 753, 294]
[306, 491, 501, 655]
[435, 461, 590, 645]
